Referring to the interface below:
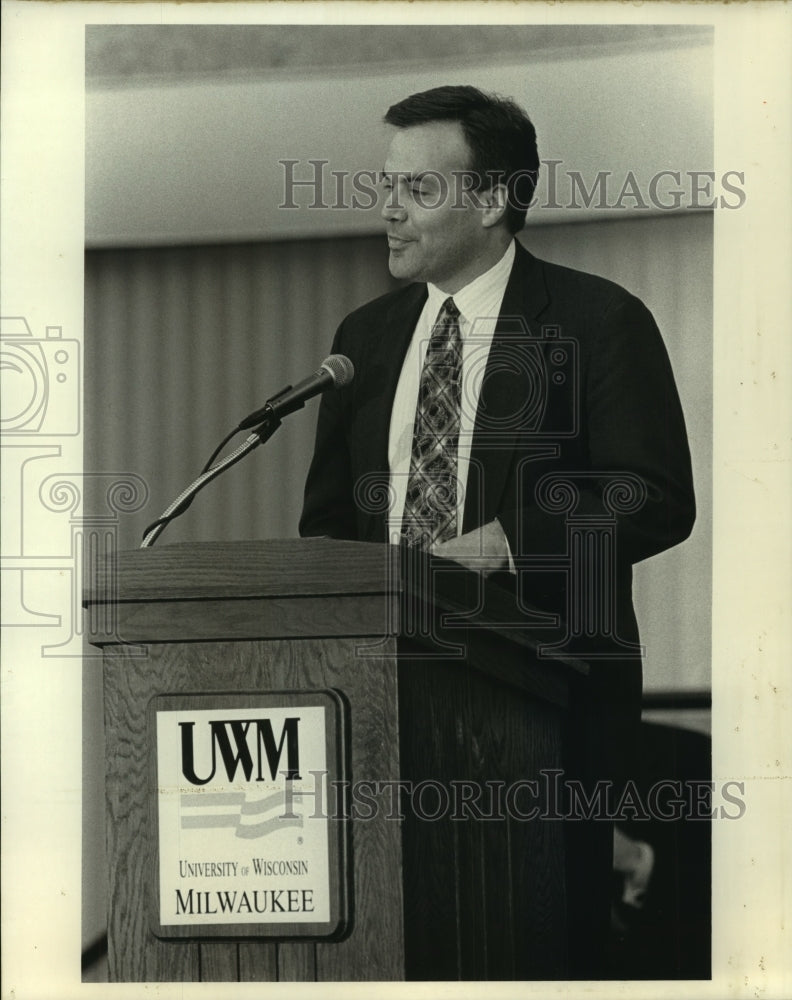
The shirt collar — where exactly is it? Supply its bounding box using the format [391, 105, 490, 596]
[426, 240, 516, 331]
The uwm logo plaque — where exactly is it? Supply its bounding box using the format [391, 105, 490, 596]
[148, 690, 347, 939]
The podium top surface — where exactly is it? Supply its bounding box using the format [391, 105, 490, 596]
[83, 538, 587, 677]
[85, 538, 397, 602]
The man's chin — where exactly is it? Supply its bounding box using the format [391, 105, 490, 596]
[388, 251, 422, 283]
[387, 254, 411, 281]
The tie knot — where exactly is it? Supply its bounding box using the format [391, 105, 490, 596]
[440, 297, 459, 321]
[428, 296, 461, 355]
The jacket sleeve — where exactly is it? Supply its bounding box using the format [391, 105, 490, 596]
[498, 292, 696, 565]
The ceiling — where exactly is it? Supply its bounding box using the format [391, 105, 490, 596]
[86, 24, 711, 86]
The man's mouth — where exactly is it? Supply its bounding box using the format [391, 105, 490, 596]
[387, 236, 413, 249]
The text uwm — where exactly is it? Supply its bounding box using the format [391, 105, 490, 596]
[179, 717, 302, 785]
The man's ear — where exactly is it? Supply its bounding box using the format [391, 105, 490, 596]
[480, 183, 509, 229]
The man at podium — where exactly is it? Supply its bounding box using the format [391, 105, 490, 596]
[300, 85, 696, 975]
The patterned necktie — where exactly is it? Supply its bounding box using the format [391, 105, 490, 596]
[401, 297, 462, 548]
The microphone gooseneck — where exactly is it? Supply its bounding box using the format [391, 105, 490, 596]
[141, 355, 355, 547]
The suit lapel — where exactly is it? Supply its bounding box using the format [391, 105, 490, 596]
[355, 283, 427, 538]
[354, 247, 550, 538]
[464, 243, 550, 530]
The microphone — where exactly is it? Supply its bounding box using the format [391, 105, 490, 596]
[237, 354, 354, 430]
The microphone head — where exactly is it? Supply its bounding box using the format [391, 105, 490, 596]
[320, 354, 355, 388]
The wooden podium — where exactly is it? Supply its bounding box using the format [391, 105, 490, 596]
[85, 538, 589, 982]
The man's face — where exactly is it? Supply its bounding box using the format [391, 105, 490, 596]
[381, 121, 491, 294]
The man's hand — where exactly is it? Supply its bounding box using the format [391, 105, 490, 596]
[430, 520, 511, 577]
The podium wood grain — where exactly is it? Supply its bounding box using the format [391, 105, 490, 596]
[91, 540, 588, 983]
[104, 636, 403, 982]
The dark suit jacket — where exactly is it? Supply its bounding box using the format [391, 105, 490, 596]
[300, 242, 695, 664]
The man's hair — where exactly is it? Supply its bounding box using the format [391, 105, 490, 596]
[384, 85, 539, 234]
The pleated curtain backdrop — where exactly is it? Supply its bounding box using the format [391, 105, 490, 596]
[84, 212, 711, 690]
[84, 235, 397, 548]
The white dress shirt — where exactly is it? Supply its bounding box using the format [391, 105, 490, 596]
[387, 240, 516, 543]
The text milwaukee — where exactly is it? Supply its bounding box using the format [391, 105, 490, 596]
[179, 717, 302, 785]
[175, 887, 315, 915]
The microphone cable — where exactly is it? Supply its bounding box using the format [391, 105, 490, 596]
[140, 419, 278, 548]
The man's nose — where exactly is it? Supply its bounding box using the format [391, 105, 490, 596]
[381, 189, 406, 222]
